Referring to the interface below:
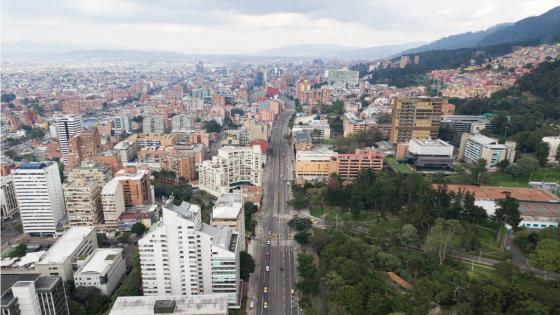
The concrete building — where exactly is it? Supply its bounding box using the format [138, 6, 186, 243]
[292, 119, 331, 141]
[64, 178, 103, 227]
[114, 140, 137, 163]
[293, 131, 313, 151]
[390, 97, 443, 144]
[1, 176, 18, 220]
[73, 248, 126, 295]
[328, 69, 359, 87]
[440, 115, 493, 133]
[295, 147, 336, 181]
[138, 201, 240, 307]
[459, 134, 516, 169]
[66, 162, 112, 186]
[143, 115, 167, 135]
[198, 145, 264, 197]
[113, 116, 131, 133]
[13, 162, 66, 236]
[67, 130, 101, 170]
[171, 115, 195, 132]
[102, 180, 126, 232]
[342, 112, 377, 137]
[211, 193, 245, 250]
[113, 166, 153, 206]
[108, 294, 229, 315]
[1, 274, 69, 315]
[244, 120, 269, 142]
[542, 136, 560, 163]
[329, 148, 384, 181]
[406, 139, 454, 170]
[54, 115, 83, 164]
[35, 227, 98, 281]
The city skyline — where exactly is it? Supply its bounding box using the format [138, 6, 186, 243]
[2, 0, 558, 54]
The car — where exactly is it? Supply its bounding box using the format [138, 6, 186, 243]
[264, 302, 268, 309]
[291, 289, 295, 294]
[249, 301, 255, 309]
[266, 240, 271, 245]
[266, 265, 270, 272]
[263, 286, 268, 293]
[280, 266, 284, 271]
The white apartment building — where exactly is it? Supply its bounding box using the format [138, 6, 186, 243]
[171, 115, 196, 132]
[10, 282, 42, 315]
[12, 162, 66, 236]
[459, 134, 516, 169]
[138, 201, 240, 308]
[327, 69, 359, 87]
[102, 180, 126, 232]
[1, 175, 19, 220]
[114, 140, 137, 163]
[35, 226, 98, 281]
[211, 193, 245, 251]
[54, 115, 83, 164]
[143, 115, 167, 134]
[113, 116, 131, 133]
[66, 162, 113, 186]
[542, 136, 560, 163]
[74, 248, 126, 295]
[108, 294, 228, 315]
[64, 178, 103, 227]
[198, 145, 264, 197]
[291, 119, 331, 140]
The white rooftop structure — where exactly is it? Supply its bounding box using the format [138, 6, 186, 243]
[212, 193, 243, 220]
[16, 251, 47, 268]
[78, 248, 122, 274]
[101, 179, 120, 195]
[108, 294, 229, 315]
[38, 226, 95, 265]
[408, 139, 454, 157]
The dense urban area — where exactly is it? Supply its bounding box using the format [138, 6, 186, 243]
[1, 4, 560, 315]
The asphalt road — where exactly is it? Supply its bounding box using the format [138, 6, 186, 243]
[252, 105, 300, 315]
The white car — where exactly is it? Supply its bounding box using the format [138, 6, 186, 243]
[266, 265, 270, 272]
[266, 240, 271, 245]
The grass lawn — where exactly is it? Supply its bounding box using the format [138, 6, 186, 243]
[487, 166, 560, 188]
[472, 224, 508, 261]
[385, 157, 413, 174]
[310, 207, 326, 218]
[1, 246, 15, 258]
[461, 261, 497, 279]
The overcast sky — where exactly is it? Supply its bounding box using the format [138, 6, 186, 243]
[1, 0, 558, 54]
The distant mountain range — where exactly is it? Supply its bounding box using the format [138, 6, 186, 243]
[400, 6, 560, 55]
[255, 42, 424, 59]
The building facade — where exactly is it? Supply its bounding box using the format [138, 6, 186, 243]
[0, 176, 19, 220]
[101, 180, 126, 232]
[459, 134, 516, 169]
[390, 97, 443, 144]
[73, 248, 126, 295]
[54, 115, 83, 164]
[143, 115, 167, 135]
[211, 193, 245, 251]
[113, 167, 153, 206]
[64, 178, 103, 227]
[12, 162, 66, 236]
[329, 148, 384, 181]
[67, 130, 101, 171]
[295, 148, 336, 181]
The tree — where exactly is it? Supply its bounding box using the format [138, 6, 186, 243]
[534, 142, 550, 167]
[530, 239, 560, 279]
[288, 216, 313, 231]
[239, 251, 255, 281]
[8, 243, 27, 257]
[203, 120, 221, 133]
[496, 159, 510, 172]
[396, 224, 419, 246]
[494, 193, 521, 230]
[470, 158, 487, 184]
[423, 218, 461, 265]
[294, 232, 310, 245]
[517, 156, 539, 178]
[131, 222, 146, 236]
[1, 93, 16, 103]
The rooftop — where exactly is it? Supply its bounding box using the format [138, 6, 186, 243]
[212, 193, 243, 220]
[18, 162, 51, 170]
[77, 248, 123, 275]
[519, 202, 560, 219]
[409, 139, 452, 147]
[468, 134, 499, 146]
[102, 179, 121, 195]
[108, 294, 228, 315]
[442, 184, 560, 202]
[37, 226, 95, 265]
[1, 273, 40, 296]
[201, 224, 234, 251]
[167, 201, 200, 221]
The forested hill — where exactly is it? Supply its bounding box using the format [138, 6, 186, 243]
[452, 59, 560, 153]
[366, 40, 535, 87]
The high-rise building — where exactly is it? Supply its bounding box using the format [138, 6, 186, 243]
[55, 115, 83, 164]
[211, 193, 245, 251]
[113, 116, 131, 133]
[101, 180, 126, 231]
[198, 145, 264, 197]
[196, 61, 204, 75]
[113, 166, 153, 206]
[64, 178, 103, 227]
[67, 130, 101, 170]
[13, 162, 66, 236]
[1, 175, 19, 220]
[1, 274, 70, 315]
[171, 115, 195, 132]
[143, 115, 167, 134]
[66, 162, 113, 186]
[138, 201, 240, 307]
[390, 96, 444, 144]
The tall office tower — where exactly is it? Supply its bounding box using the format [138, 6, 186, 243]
[1, 175, 19, 220]
[67, 130, 101, 170]
[113, 116, 131, 133]
[55, 115, 83, 164]
[113, 166, 153, 206]
[64, 178, 103, 227]
[198, 145, 264, 197]
[138, 201, 240, 307]
[171, 114, 195, 132]
[101, 180, 126, 231]
[66, 162, 113, 186]
[142, 115, 167, 134]
[12, 162, 66, 236]
[390, 96, 444, 144]
[1, 274, 70, 315]
[211, 193, 245, 251]
[196, 61, 204, 75]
